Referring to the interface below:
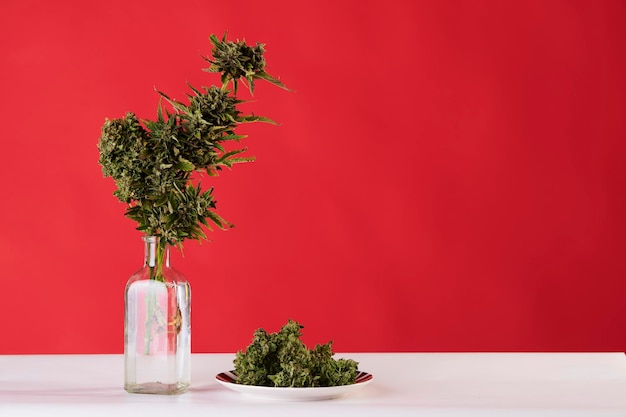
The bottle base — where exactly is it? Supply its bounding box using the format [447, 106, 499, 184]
[125, 381, 190, 395]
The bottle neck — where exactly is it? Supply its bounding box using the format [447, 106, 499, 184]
[143, 236, 170, 268]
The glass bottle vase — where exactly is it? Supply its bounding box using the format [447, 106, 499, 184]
[124, 236, 191, 394]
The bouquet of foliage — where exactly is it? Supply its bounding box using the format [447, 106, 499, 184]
[98, 34, 288, 274]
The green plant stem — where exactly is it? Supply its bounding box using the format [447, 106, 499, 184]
[144, 239, 167, 355]
[144, 287, 156, 355]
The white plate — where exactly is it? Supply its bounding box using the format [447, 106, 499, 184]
[215, 370, 373, 401]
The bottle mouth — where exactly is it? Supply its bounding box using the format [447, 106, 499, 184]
[143, 236, 158, 267]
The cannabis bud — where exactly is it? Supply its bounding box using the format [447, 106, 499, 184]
[204, 33, 289, 95]
[234, 320, 359, 387]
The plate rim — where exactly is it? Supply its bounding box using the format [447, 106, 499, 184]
[215, 370, 373, 400]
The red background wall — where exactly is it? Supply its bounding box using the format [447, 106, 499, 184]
[0, 0, 625, 354]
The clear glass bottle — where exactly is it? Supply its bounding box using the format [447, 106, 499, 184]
[124, 236, 191, 394]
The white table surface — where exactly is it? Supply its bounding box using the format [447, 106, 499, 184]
[1, 353, 625, 416]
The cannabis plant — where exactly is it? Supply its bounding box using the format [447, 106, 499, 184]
[98, 33, 288, 273]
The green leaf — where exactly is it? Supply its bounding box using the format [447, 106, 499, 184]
[221, 156, 255, 167]
[209, 33, 223, 49]
[256, 71, 292, 91]
[155, 88, 190, 114]
[206, 210, 232, 230]
[220, 134, 248, 141]
[217, 148, 248, 161]
[239, 115, 278, 125]
[176, 157, 195, 171]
